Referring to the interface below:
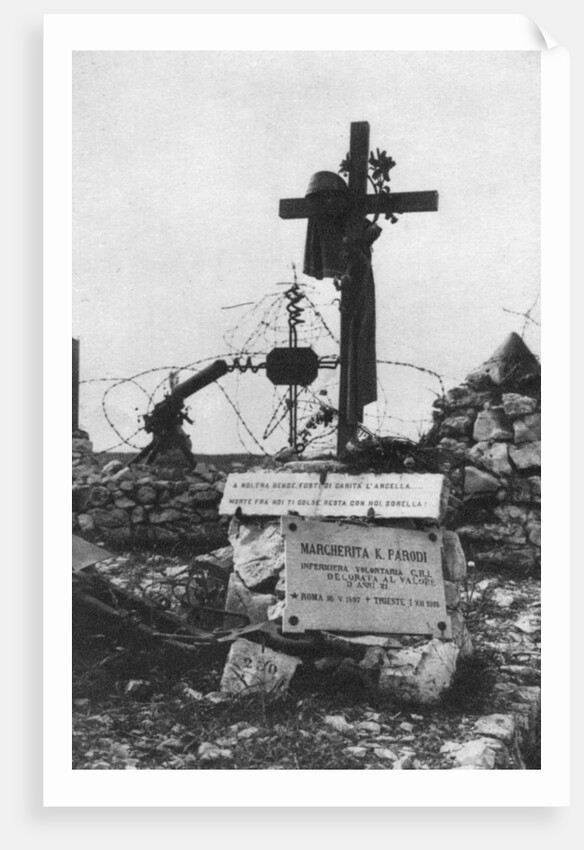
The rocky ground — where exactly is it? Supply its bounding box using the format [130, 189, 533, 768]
[72, 552, 540, 770]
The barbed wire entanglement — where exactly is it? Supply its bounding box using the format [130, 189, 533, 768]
[80, 275, 537, 456]
[502, 293, 541, 338]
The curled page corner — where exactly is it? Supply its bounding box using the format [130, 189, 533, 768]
[525, 16, 561, 49]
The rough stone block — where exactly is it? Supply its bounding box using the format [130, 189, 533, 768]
[197, 743, 233, 763]
[457, 522, 526, 545]
[467, 441, 512, 476]
[153, 480, 171, 490]
[444, 386, 494, 410]
[474, 714, 516, 744]
[190, 482, 212, 492]
[89, 508, 130, 529]
[489, 587, 517, 608]
[72, 485, 91, 512]
[393, 754, 416, 770]
[494, 505, 529, 524]
[225, 573, 277, 624]
[502, 393, 538, 419]
[527, 522, 541, 547]
[229, 522, 284, 590]
[114, 497, 136, 509]
[77, 513, 95, 533]
[170, 493, 193, 507]
[509, 478, 534, 503]
[87, 486, 112, 508]
[438, 437, 470, 459]
[191, 489, 220, 504]
[509, 442, 541, 470]
[472, 547, 538, 571]
[149, 508, 182, 524]
[102, 459, 125, 475]
[195, 545, 234, 574]
[464, 466, 501, 497]
[267, 599, 286, 620]
[453, 738, 498, 769]
[136, 486, 157, 505]
[197, 508, 220, 522]
[513, 413, 541, 445]
[378, 639, 460, 704]
[72, 437, 94, 453]
[528, 476, 541, 501]
[359, 646, 388, 670]
[130, 506, 145, 524]
[442, 531, 467, 581]
[441, 414, 474, 438]
[473, 407, 513, 442]
[220, 638, 301, 695]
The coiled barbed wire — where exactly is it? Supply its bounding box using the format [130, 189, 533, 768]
[80, 275, 452, 455]
[227, 356, 265, 374]
[284, 282, 304, 347]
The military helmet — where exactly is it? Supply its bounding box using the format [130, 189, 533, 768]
[305, 171, 348, 197]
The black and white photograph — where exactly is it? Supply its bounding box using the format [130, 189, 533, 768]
[34, 13, 569, 810]
[69, 46, 544, 776]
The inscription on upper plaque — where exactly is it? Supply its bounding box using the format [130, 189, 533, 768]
[219, 472, 447, 521]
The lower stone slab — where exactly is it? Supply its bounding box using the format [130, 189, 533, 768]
[377, 639, 460, 704]
[224, 573, 277, 624]
[220, 638, 302, 695]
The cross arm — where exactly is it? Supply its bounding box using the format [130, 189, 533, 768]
[279, 190, 438, 220]
[279, 195, 348, 220]
[367, 190, 439, 215]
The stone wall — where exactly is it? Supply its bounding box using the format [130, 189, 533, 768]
[72, 429, 100, 473]
[72, 437, 228, 552]
[429, 333, 541, 573]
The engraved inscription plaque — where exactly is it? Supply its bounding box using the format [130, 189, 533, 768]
[281, 517, 450, 637]
[220, 472, 447, 521]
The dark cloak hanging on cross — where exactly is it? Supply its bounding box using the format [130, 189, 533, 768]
[279, 121, 438, 456]
[302, 171, 380, 422]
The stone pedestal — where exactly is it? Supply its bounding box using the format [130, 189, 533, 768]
[219, 461, 471, 703]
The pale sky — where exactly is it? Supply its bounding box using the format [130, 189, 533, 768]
[73, 51, 540, 455]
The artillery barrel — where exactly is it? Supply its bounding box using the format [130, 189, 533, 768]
[171, 359, 229, 403]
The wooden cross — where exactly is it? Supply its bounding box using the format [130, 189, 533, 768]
[279, 121, 438, 457]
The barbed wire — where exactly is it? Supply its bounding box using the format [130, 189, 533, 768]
[502, 293, 541, 337]
[214, 382, 270, 457]
[376, 359, 446, 400]
[82, 360, 447, 455]
[79, 277, 460, 455]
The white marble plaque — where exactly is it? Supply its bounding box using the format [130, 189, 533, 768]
[219, 471, 447, 521]
[281, 517, 450, 637]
